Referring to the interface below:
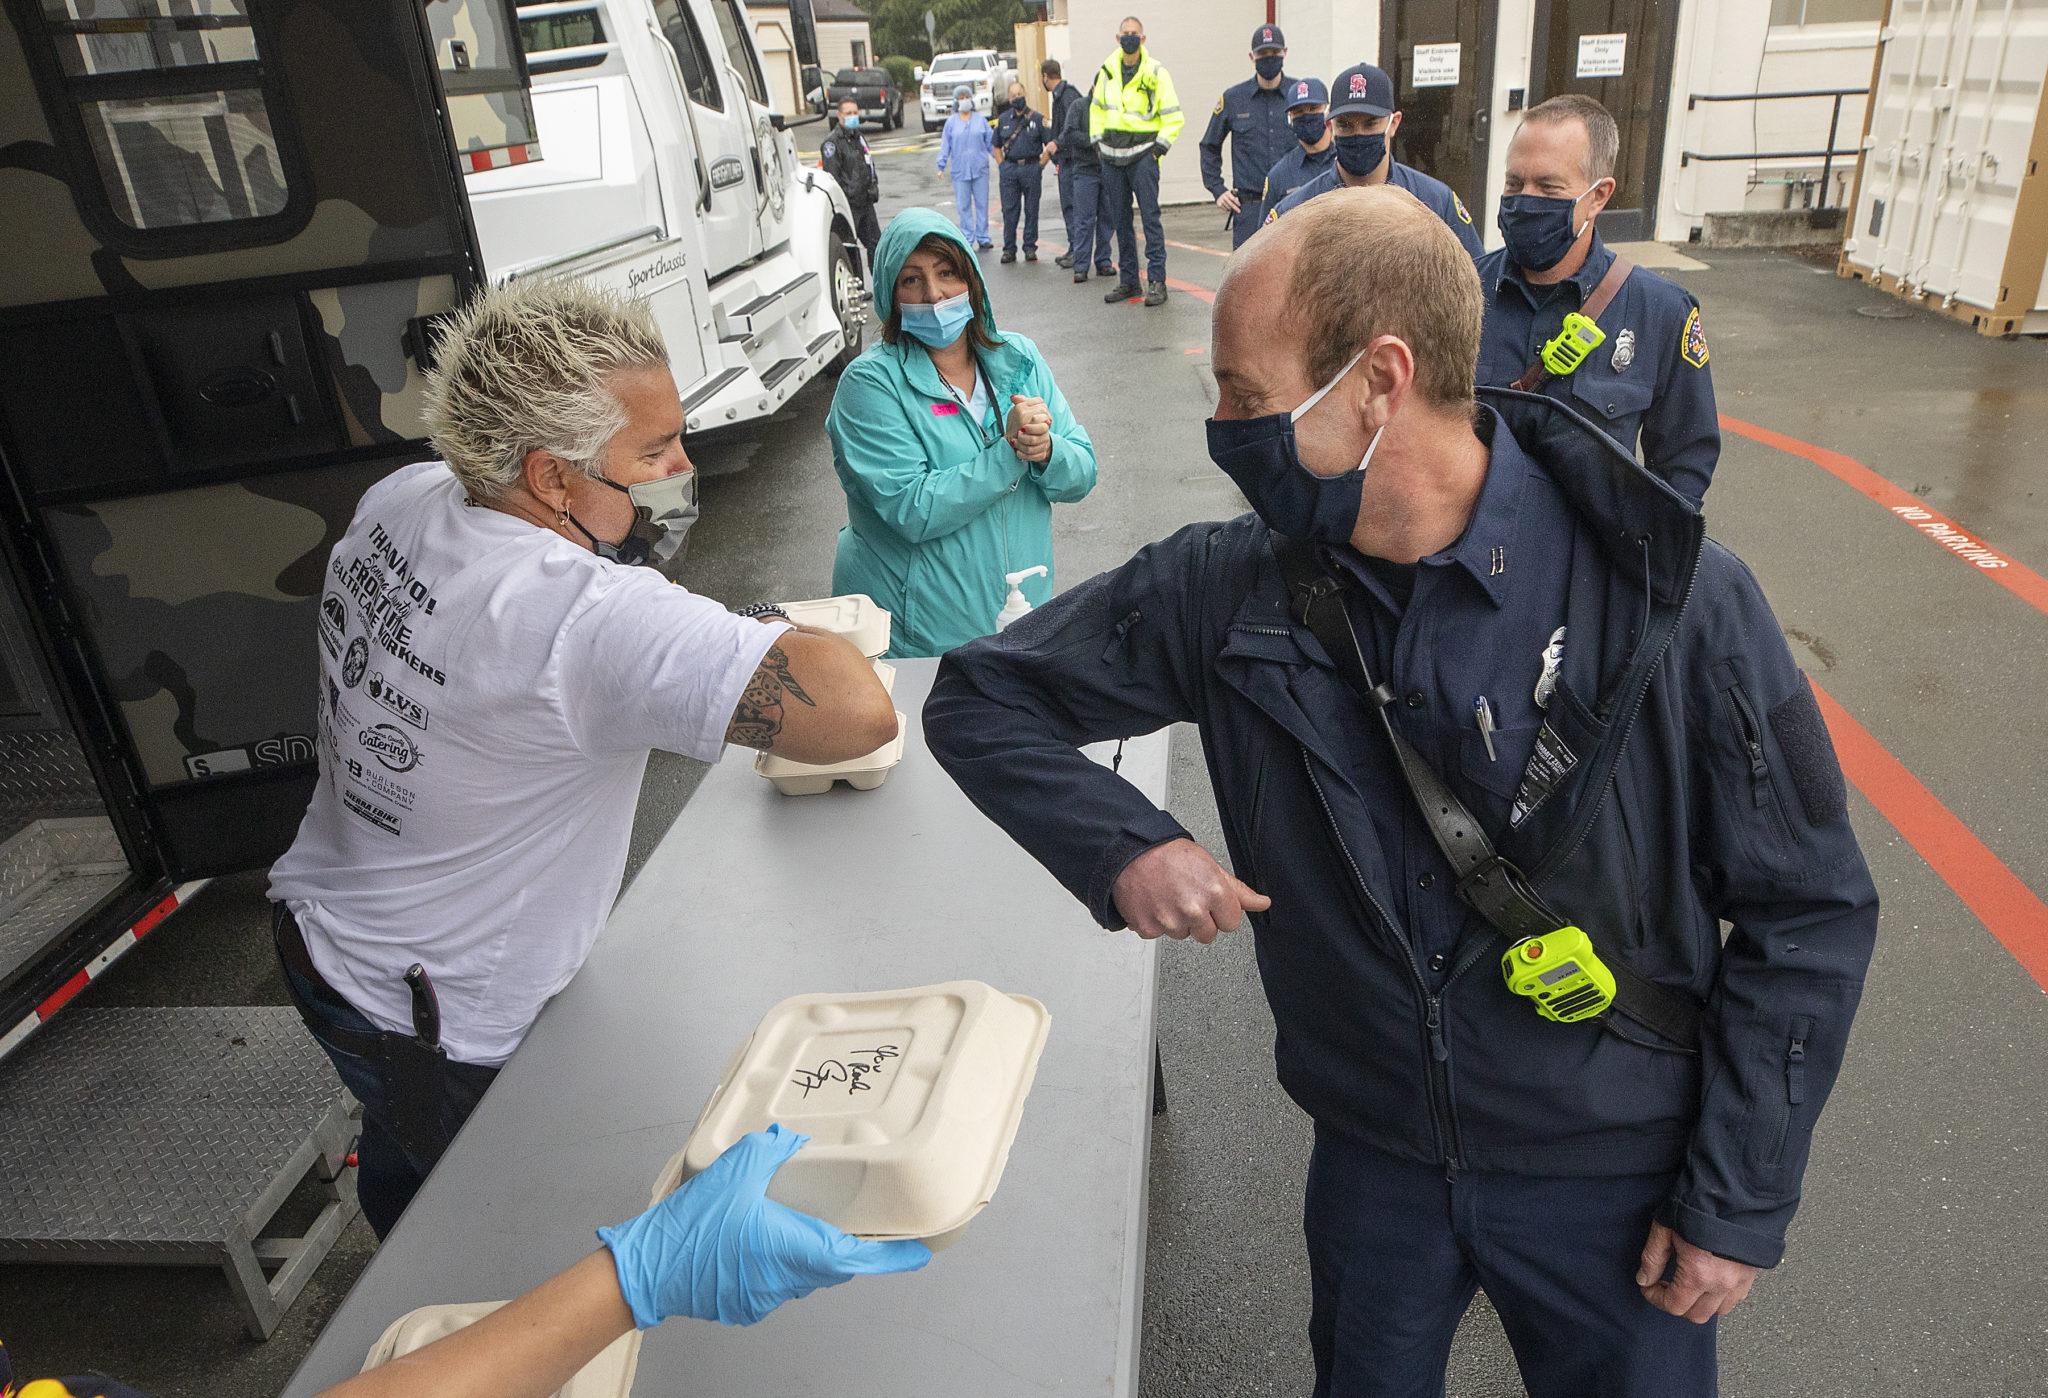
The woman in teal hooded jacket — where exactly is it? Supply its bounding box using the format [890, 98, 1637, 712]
[827, 208, 1096, 657]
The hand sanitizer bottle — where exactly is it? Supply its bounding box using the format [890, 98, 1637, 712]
[995, 565, 1049, 630]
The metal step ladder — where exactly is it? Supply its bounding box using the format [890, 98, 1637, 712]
[0, 1006, 358, 1338]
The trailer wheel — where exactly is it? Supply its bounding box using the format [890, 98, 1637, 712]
[827, 237, 866, 375]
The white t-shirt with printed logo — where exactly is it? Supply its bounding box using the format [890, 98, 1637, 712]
[268, 462, 783, 1066]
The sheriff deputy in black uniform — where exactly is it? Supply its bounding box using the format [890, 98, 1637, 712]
[1477, 94, 1719, 505]
[995, 80, 1050, 263]
[1250, 76, 1333, 231]
[818, 96, 880, 264]
[1199, 21, 1294, 249]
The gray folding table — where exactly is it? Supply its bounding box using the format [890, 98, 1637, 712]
[280, 658, 1165, 1397]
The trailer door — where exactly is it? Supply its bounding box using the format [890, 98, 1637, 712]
[0, 0, 498, 880]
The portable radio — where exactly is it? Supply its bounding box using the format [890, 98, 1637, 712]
[1538, 312, 1606, 379]
[1501, 928, 1616, 1023]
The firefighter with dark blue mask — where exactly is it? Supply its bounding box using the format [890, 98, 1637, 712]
[1266, 62, 1483, 261]
[1476, 94, 1720, 505]
[994, 80, 1051, 264]
[1198, 22, 1295, 248]
[922, 185, 1876, 1398]
[1248, 76, 1333, 233]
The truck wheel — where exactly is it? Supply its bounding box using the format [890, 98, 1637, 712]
[922, 118, 939, 134]
[827, 238, 866, 375]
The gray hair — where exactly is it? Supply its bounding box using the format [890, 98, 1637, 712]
[421, 277, 669, 500]
[1521, 94, 1620, 184]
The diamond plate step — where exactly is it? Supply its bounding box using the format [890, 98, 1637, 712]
[0, 817, 129, 985]
[0, 1006, 358, 1338]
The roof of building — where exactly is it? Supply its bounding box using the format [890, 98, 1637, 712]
[810, 0, 870, 19]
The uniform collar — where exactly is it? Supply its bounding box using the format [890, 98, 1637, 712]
[1329, 408, 1530, 611]
[1496, 229, 1613, 308]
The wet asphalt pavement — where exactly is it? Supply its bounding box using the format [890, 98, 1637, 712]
[5, 120, 2046, 1397]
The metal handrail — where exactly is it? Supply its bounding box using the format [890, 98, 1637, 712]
[1680, 87, 1869, 207]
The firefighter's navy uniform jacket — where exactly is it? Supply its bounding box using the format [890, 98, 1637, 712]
[926, 406, 1877, 1270]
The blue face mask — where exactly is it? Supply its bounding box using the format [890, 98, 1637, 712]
[1254, 54, 1284, 80]
[842, 113, 861, 130]
[899, 289, 975, 350]
[1496, 188, 1597, 272]
[1204, 344, 1382, 546]
[1290, 111, 1327, 146]
[1333, 129, 1386, 178]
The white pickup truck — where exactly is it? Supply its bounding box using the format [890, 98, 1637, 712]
[470, 0, 867, 436]
[916, 48, 1016, 131]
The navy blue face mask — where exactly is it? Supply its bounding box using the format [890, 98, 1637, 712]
[1254, 54, 1284, 80]
[1496, 187, 1598, 272]
[1205, 345, 1383, 546]
[1290, 111, 1327, 146]
[1119, 33, 1141, 55]
[1333, 130, 1386, 178]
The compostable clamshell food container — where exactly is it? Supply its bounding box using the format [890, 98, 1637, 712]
[780, 593, 891, 658]
[752, 709, 906, 796]
[654, 980, 1050, 1246]
[362, 1301, 641, 1397]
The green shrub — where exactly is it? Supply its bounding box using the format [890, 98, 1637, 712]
[879, 54, 918, 94]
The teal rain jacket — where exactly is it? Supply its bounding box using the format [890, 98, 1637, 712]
[827, 209, 1097, 657]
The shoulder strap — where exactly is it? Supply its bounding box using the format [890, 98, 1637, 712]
[1270, 533, 1701, 1049]
[1511, 254, 1635, 393]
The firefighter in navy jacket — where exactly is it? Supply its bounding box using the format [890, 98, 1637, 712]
[924, 187, 1876, 1397]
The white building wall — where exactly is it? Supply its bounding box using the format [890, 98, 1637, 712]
[816, 19, 870, 75]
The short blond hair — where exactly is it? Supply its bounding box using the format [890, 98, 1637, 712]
[1281, 186, 1482, 410]
[421, 278, 669, 500]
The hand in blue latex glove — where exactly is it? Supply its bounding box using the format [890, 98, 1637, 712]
[598, 1123, 932, 1328]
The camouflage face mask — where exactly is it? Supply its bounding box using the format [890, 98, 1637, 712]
[576, 468, 700, 567]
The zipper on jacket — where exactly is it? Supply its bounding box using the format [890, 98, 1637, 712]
[1768, 1016, 1812, 1166]
[1725, 683, 1773, 810]
[1301, 748, 1462, 1171]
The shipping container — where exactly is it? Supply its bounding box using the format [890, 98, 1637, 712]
[1841, 0, 2048, 335]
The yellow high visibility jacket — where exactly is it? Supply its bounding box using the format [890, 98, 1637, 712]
[1088, 47, 1182, 165]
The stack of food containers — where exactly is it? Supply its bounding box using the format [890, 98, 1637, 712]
[360, 1301, 641, 1397]
[752, 594, 908, 796]
[654, 980, 1052, 1250]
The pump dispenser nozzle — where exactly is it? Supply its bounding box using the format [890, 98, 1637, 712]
[996, 566, 1049, 630]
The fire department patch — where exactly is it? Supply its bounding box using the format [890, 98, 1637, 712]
[1681, 306, 1709, 367]
[1452, 192, 1472, 224]
[1214, 96, 1225, 114]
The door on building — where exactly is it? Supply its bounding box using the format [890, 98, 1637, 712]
[1379, 0, 1499, 217]
[1528, 0, 1679, 241]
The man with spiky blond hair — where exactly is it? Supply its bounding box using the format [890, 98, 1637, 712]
[269, 278, 896, 1237]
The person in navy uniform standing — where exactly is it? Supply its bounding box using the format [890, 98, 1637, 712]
[921, 186, 1877, 1398]
[1041, 59, 1086, 268]
[1267, 62, 1483, 260]
[818, 97, 880, 264]
[1199, 21, 1295, 248]
[1249, 76, 1333, 231]
[1477, 94, 1719, 505]
[995, 80, 1051, 264]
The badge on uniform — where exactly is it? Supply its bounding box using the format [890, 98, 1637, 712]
[1452, 192, 1473, 224]
[1681, 307, 1709, 367]
[1610, 328, 1635, 372]
[1213, 96, 1225, 114]
[822, 141, 835, 157]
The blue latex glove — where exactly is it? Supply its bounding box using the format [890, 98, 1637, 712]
[599, 1123, 932, 1328]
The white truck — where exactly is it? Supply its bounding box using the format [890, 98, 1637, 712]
[473, 0, 869, 435]
[916, 48, 1016, 132]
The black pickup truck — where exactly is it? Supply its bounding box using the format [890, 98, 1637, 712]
[825, 67, 902, 130]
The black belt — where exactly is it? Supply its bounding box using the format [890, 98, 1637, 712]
[1233, 187, 1261, 198]
[1005, 155, 1041, 162]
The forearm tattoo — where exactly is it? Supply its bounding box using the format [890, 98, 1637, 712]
[728, 644, 818, 750]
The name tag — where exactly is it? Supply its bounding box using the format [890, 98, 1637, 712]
[931, 401, 961, 416]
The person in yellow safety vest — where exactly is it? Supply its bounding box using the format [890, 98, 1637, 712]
[1088, 16, 1182, 307]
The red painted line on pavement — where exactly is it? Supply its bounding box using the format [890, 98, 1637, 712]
[1721, 415, 2048, 616]
[1164, 238, 1231, 257]
[1811, 678, 2048, 993]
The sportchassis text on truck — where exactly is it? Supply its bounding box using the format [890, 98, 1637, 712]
[0, 0, 866, 1061]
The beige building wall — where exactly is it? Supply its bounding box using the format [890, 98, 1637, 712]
[817, 19, 870, 73]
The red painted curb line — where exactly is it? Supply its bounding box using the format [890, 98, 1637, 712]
[1720, 414, 2048, 615]
[1812, 677, 2048, 993]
